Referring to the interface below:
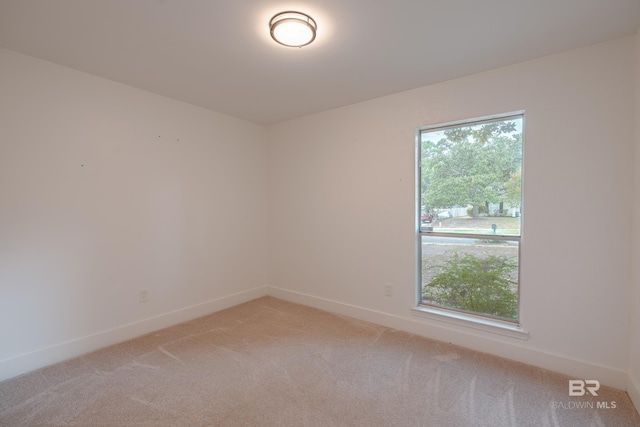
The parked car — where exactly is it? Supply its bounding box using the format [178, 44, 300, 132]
[437, 210, 450, 219]
[421, 210, 432, 223]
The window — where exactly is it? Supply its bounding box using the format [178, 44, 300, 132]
[417, 113, 523, 324]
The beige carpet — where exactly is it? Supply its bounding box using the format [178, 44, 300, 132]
[1, 296, 638, 426]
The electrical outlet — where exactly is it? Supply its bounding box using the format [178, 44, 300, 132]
[384, 283, 393, 297]
[139, 289, 150, 303]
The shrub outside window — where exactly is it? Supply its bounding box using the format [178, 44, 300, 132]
[418, 113, 523, 323]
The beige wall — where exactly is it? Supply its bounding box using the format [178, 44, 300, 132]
[0, 47, 268, 379]
[629, 29, 640, 410]
[268, 36, 635, 388]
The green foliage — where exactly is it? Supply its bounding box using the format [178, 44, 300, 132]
[504, 169, 522, 208]
[423, 253, 518, 319]
[421, 120, 522, 212]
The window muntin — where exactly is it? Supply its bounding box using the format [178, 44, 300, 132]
[418, 113, 522, 323]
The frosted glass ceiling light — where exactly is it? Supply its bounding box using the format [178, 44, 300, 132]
[269, 11, 317, 47]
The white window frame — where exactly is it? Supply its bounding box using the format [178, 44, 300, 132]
[414, 112, 528, 339]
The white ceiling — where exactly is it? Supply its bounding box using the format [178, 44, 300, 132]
[1, 1, 639, 125]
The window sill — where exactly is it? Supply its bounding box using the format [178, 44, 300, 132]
[412, 305, 529, 340]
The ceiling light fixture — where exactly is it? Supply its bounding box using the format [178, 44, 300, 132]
[269, 11, 317, 48]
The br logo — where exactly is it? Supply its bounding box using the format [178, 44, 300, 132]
[569, 380, 600, 397]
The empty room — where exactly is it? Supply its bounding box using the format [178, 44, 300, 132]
[1, 1, 640, 425]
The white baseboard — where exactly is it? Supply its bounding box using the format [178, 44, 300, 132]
[628, 373, 640, 415]
[0, 286, 269, 382]
[266, 286, 629, 390]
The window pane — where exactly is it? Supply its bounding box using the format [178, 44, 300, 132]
[420, 117, 522, 236]
[421, 235, 519, 322]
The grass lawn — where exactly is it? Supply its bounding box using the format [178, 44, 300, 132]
[428, 215, 520, 234]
